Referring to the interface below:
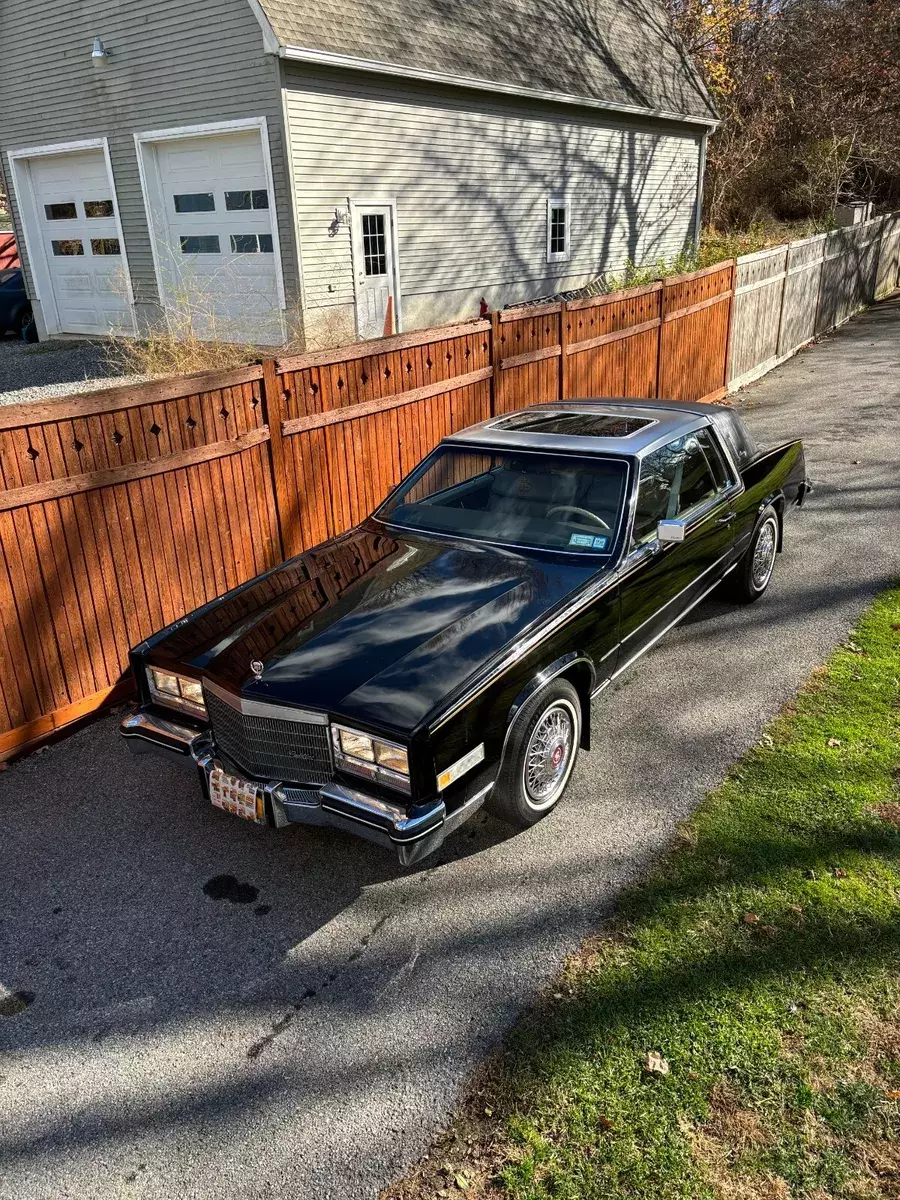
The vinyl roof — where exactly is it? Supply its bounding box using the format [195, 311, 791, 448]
[257, 0, 717, 124]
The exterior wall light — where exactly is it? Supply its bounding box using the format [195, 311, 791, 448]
[92, 37, 109, 67]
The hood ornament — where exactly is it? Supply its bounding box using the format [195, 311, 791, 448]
[249, 660, 264, 680]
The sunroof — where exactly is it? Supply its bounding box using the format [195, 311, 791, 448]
[495, 411, 653, 438]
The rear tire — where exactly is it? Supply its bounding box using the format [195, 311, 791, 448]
[728, 506, 780, 604]
[487, 679, 581, 829]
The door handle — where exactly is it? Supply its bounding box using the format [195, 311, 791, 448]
[717, 512, 736, 525]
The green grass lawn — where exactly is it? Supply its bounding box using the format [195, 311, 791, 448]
[386, 586, 900, 1200]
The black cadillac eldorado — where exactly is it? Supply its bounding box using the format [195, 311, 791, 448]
[121, 399, 809, 863]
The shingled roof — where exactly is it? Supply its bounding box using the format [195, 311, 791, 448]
[256, 0, 718, 125]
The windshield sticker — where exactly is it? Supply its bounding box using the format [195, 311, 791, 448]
[568, 534, 593, 547]
[592, 535, 609, 549]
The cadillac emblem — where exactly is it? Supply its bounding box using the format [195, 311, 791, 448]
[250, 660, 264, 680]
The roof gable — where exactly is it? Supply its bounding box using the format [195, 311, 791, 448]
[256, 0, 717, 124]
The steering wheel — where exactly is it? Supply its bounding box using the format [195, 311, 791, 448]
[547, 505, 612, 531]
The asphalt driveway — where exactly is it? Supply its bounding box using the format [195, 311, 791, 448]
[2, 299, 899, 1199]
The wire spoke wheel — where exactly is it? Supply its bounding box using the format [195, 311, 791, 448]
[751, 517, 778, 590]
[522, 701, 575, 808]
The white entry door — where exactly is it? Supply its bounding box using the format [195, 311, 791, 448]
[351, 203, 399, 340]
[148, 129, 284, 345]
[29, 149, 132, 336]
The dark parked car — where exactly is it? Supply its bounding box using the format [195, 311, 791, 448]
[0, 269, 36, 340]
[122, 399, 809, 863]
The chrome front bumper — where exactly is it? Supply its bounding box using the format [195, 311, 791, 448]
[120, 708, 487, 865]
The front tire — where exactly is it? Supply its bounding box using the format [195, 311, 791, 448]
[728, 506, 780, 603]
[487, 679, 581, 828]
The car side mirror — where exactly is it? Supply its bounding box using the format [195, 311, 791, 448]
[657, 519, 686, 545]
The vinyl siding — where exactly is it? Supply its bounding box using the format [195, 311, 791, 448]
[0, 0, 294, 321]
[283, 65, 701, 339]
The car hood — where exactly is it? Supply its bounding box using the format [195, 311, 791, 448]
[153, 523, 600, 734]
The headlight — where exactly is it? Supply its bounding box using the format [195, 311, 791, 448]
[332, 724, 410, 793]
[146, 667, 207, 718]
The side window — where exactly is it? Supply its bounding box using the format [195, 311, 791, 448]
[677, 435, 718, 512]
[632, 441, 683, 546]
[696, 427, 733, 490]
[631, 432, 725, 548]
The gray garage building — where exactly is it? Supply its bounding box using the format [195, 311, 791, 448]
[0, 0, 716, 348]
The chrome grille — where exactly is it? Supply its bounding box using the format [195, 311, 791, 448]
[204, 688, 332, 784]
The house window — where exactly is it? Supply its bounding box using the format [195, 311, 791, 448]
[180, 235, 220, 254]
[547, 197, 570, 263]
[174, 193, 215, 213]
[230, 233, 274, 253]
[225, 190, 269, 211]
[51, 239, 84, 256]
[91, 238, 121, 256]
[84, 200, 114, 218]
[45, 203, 77, 220]
[362, 213, 387, 276]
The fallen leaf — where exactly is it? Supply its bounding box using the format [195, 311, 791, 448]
[643, 1051, 670, 1076]
[743, 912, 760, 925]
[886, 1090, 900, 1100]
[455, 1173, 470, 1191]
[483, 1107, 493, 1117]
[788, 904, 804, 914]
[760, 924, 779, 938]
[553, 992, 564, 1000]
[827, 738, 842, 748]
[833, 868, 848, 879]
[597, 1114, 614, 1131]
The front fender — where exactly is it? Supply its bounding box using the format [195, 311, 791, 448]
[505, 652, 595, 755]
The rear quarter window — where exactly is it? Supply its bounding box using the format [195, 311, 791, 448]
[714, 411, 760, 467]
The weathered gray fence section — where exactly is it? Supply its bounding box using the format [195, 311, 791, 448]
[729, 246, 788, 389]
[778, 234, 826, 358]
[818, 222, 881, 333]
[875, 214, 900, 300]
[729, 214, 900, 390]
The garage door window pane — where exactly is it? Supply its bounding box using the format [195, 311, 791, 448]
[85, 200, 114, 218]
[45, 202, 77, 220]
[180, 235, 220, 254]
[91, 238, 121, 256]
[225, 189, 269, 211]
[230, 233, 275, 253]
[52, 239, 84, 256]
[174, 193, 215, 213]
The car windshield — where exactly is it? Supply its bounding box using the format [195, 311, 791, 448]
[376, 447, 628, 554]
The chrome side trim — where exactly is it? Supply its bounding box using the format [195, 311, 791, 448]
[619, 544, 735, 648]
[202, 676, 329, 724]
[591, 561, 738, 696]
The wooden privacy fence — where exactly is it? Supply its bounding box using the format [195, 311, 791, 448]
[0, 263, 735, 758]
[729, 213, 900, 389]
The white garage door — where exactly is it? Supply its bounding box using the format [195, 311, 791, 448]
[30, 149, 132, 337]
[151, 131, 283, 346]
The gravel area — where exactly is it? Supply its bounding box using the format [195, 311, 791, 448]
[0, 335, 146, 405]
[1, 301, 899, 1199]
